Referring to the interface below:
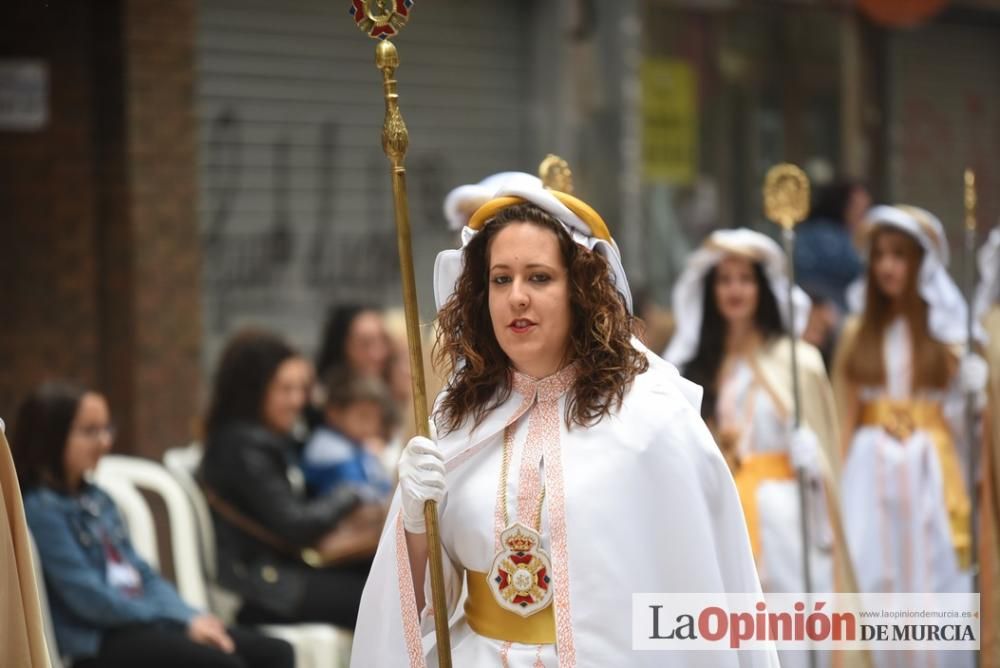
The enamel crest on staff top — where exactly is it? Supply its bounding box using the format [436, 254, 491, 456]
[350, 0, 414, 40]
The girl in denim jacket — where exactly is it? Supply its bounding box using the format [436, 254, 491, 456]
[11, 381, 293, 668]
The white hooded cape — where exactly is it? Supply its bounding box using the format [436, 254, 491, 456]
[350, 343, 779, 667]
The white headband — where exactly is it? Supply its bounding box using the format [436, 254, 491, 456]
[433, 183, 633, 314]
[442, 172, 543, 232]
[862, 205, 950, 265]
[663, 228, 811, 368]
[847, 204, 985, 346]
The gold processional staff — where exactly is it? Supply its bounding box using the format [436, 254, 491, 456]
[763, 164, 817, 668]
[963, 169, 981, 668]
[349, 1, 452, 665]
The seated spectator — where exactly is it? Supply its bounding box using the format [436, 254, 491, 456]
[11, 381, 293, 668]
[310, 304, 392, 434]
[314, 304, 391, 383]
[199, 329, 380, 629]
[301, 368, 394, 503]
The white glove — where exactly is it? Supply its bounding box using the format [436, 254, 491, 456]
[398, 435, 446, 534]
[789, 427, 822, 478]
[959, 353, 989, 403]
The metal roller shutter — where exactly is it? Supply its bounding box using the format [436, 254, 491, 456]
[197, 0, 532, 363]
[886, 21, 1000, 256]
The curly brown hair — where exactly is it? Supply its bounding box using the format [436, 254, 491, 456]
[433, 203, 648, 434]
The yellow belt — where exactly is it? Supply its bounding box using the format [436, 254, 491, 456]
[860, 398, 971, 569]
[860, 398, 945, 441]
[733, 451, 796, 560]
[465, 570, 556, 645]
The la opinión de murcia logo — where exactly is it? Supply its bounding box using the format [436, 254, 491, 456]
[632, 593, 980, 651]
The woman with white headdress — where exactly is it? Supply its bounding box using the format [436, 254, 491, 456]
[665, 228, 857, 668]
[975, 225, 1000, 668]
[350, 183, 778, 667]
[833, 205, 987, 668]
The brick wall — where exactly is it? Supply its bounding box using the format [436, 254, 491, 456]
[0, 1, 102, 427]
[106, 0, 204, 457]
[0, 0, 202, 459]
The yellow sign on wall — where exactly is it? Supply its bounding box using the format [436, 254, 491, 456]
[642, 58, 698, 184]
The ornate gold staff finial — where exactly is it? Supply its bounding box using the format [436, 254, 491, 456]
[539, 153, 575, 194]
[350, 0, 412, 40]
[763, 163, 811, 230]
[375, 40, 407, 170]
[349, 3, 453, 666]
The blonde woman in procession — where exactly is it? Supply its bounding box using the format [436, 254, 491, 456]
[975, 226, 1000, 668]
[666, 228, 860, 668]
[834, 205, 987, 668]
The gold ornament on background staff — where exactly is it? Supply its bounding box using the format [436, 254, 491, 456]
[962, 170, 981, 668]
[763, 162, 817, 668]
[539, 154, 574, 194]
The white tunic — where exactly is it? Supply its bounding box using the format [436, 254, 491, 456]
[350, 343, 780, 667]
[840, 318, 973, 668]
[718, 358, 833, 668]
[432, 412, 560, 666]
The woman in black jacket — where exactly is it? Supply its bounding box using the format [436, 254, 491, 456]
[200, 329, 378, 628]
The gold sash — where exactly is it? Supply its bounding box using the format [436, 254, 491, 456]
[733, 451, 796, 560]
[465, 570, 556, 645]
[859, 398, 971, 569]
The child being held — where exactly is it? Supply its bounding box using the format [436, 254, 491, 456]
[302, 368, 395, 503]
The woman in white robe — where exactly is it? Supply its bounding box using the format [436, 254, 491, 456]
[834, 205, 987, 668]
[977, 226, 1000, 668]
[350, 183, 778, 667]
[666, 228, 861, 668]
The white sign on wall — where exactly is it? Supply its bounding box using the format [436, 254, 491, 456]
[0, 60, 48, 131]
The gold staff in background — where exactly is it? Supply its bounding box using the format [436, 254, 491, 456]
[539, 153, 575, 194]
[763, 163, 817, 668]
[349, 2, 453, 665]
[963, 168, 982, 668]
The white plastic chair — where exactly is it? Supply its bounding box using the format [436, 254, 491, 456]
[162, 446, 217, 577]
[92, 473, 159, 569]
[27, 530, 64, 668]
[162, 444, 240, 622]
[163, 444, 353, 668]
[94, 456, 204, 606]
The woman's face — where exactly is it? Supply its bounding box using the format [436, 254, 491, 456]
[488, 222, 572, 379]
[64, 392, 114, 487]
[262, 356, 312, 434]
[346, 311, 391, 379]
[871, 229, 917, 301]
[714, 255, 760, 326]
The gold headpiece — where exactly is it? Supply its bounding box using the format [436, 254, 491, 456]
[466, 155, 612, 242]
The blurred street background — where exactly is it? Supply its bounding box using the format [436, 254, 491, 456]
[2, 0, 998, 459]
